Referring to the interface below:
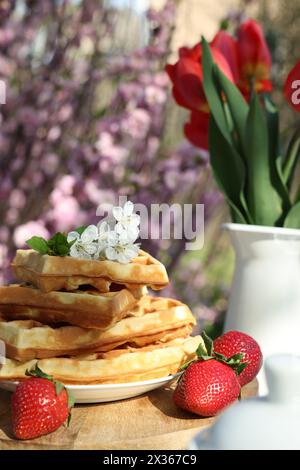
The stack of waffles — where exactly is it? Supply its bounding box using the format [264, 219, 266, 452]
[0, 249, 201, 384]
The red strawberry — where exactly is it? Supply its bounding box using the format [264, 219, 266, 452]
[12, 365, 74, 440]
[213, 331, 263, 386]
[173, 359, 240, 417]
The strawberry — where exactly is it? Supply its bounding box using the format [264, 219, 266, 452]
[213, 331, 263, 386]
[173, 332, 247, 417]
[12, 365, 74, 440]
[173, 359, 241, 417]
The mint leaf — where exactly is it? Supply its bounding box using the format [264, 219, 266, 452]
[47, 232, 70, 257]
[26, 236, 49, 254]
[27, 229, 84, 257]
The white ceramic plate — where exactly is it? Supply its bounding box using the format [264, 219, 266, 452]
[0, 372, 182, 403]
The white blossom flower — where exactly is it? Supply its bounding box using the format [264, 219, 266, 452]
[112, 201, 140, 241]
[67, 225, 99, 259]
[104, 230, 140, 264]
[96, 220, 112, 258]
[67, 200, 141, 263]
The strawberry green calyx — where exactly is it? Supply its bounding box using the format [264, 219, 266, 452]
[25, 363, 53, 381]
[182, 331, 249, 376]
[25, 364, 75, 425]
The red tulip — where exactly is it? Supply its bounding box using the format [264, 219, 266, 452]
[184, 111, 209, 150]
[237, 19, 272, 93]
[166, 43, 234, 113]
[211, 30, 240, 83]
[284, 59, 300, 112]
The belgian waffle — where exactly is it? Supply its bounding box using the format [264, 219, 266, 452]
[12, 249, 169, 292]
[12, 266, 148, 295]
[0, 284, 138, 329]
[0, 296, 195, 360]
[0, 336, 202, 384]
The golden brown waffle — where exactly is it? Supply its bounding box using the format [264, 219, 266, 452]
[0, 336, 202, 384]
[12, 249, 169, 292]
[0, 284, 138, 329]
[12, 265, 147, 295]
[0, 296, 195, 360]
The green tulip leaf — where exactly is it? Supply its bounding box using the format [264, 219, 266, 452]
[284, 201, 300, 229]
[216, 68, 249, 157]
[283, 128, 300, 189]
[263, 94, 290, 220]
[263, 95, 280, 164]
[245, 93, 283, 226]
[209, 114, 250, 223]
[201, 38, 232, 145]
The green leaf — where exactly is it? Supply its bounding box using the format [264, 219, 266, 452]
[231, 353, 244, 361]
[55, 381, 64, 396]
[245, 93, 283, 226]
[25, 363, 53, 381]
[216, 67, 249, 157]
[263, 95, 290, 220]
[209, 114, 251, 223]
[74, 225, 87, 236]
[195, 342, 208, 358]
[201, 38, 232, 145]
[283, 128, 300, 188]
[67, 389, 75, 409]
[236, 362, 249, 376]
[200, 355, 214, 361]
[275, 157, 291, 207]
[67, 412, 72, 427]
[213, 351, 230, 362]
[263, 94, 280, 164]
[201, 331, 214, 356]
[227, 353, 245, 363]
[26, 236, 49, 255]
[180, 359, 195, 371]
[284, 201, 300, 228]
[47, 232, 70, 257]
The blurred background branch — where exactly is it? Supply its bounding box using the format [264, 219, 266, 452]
[0, 0, 298, 335]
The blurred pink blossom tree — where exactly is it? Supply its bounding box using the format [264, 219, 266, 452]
[0, 0, 224, 329]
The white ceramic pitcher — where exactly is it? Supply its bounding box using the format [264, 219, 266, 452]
[223, 223, 300, 368]
[189, 354, 300, 450]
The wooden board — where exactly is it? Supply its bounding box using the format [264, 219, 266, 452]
[0, 380, 258, 450]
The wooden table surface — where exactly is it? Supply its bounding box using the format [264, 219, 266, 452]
[0, 380, 258, 450]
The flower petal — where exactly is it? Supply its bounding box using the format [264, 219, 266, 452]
[115, 222, 128, 235]
[107, 230, 118, 246]
[129, 213, 140, 226]
[117, 252, 131, 264]
[98, 220, 111, 235]
[123, 201, 134, 216]
[112, 206, 123, 222]
[70, 244, 91, 259]
[81, 225, 98, 243]
[84, 243, 98, 255]
[124, 244, 140, 260]
[105, 246, 118, 260]
[126, 225, 139, 243]
[118, 230, 130, 244]
[67, 231, 80, 243]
